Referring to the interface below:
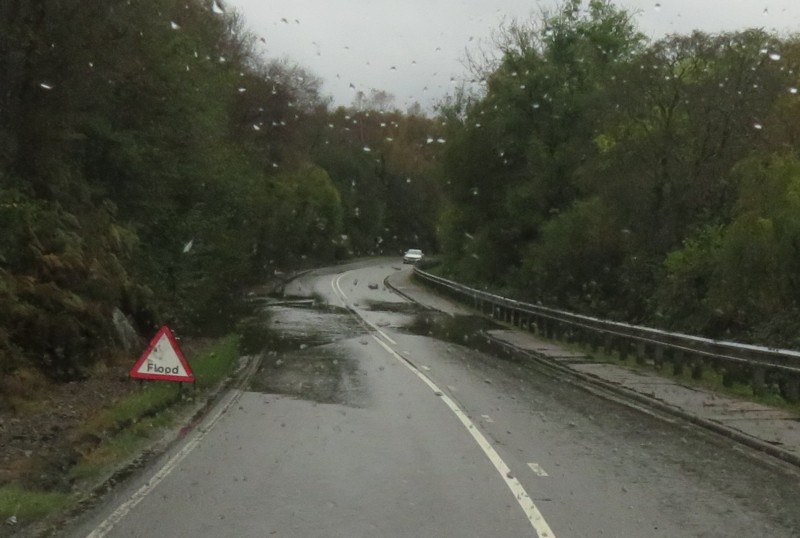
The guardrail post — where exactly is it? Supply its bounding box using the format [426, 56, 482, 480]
[589, 331, 600, 352]
[416, 269, 800, 390]
[554, 322, 564, 340]
[752, 366, 767, 395]
[617, 338, 630, 360]
[635, 341, 647, 364]
[653, 345, 665, 369]
[671, 349, 683, 375]
[691, 357, 704, 380]
[603, 334, 613, 355]
[781, 376, 800, 403]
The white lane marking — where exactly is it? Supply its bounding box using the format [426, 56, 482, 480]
[86, 389, 245, 538]
[332, 273, 397, 345]
[528, 463, 549, 477]
[372, 336, 557, 537]
[481, 414, 495, 423]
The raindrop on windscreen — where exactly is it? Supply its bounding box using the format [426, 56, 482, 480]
[182, 240, 194, 253]
[654, 3, 661, 11]
[238, 87, 246, 93]
[363, 146, 371, 152]
[170, 21, 180, 30]
[426, 137, 434, 144]
[212, 1, 224, 14]
[769, 52, 782, 61]
[253, 124, 261, 131]
[790, 87, 799, 94]
[39, 82, 53, 90]
[753, 123, 763, 130]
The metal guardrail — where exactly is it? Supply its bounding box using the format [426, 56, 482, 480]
[414, 267, 800, 402]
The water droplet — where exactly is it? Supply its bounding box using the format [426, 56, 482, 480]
[253, 124, 261, 131]
[769, 52, 782, 61]
[212, 1, 224, 14]
[437, 138, 446, 144]
[182, 240, 194, 253]
[426, 137, 434, 144]
[363, 146, 371, 152]
[753, 123, 763, 130]
[654, 3, 661, 11]
[238, 87, 246, 93]
[790, 87, 798, 94]
[170, 21, 180, 30]
[39, 82, 53, 90]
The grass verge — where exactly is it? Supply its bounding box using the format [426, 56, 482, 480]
[0, 334, 243, 530]
[0, 486, 72, 523]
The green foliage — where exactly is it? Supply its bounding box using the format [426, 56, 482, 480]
[439, 3, 800, 346]
[0, 0, 444, 380]
[518, 197, 625, 313]
[0, 485, 72, 522]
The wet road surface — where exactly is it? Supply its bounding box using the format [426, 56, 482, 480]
[69, 259, 800, 537]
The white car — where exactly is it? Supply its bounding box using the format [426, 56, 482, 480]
[403, 249, 424, 264]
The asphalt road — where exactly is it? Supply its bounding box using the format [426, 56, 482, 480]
[67, 259, 800, 537]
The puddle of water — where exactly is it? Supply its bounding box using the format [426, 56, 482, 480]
[244, 303, 370, 406]
[249, 349, 368, 407]
[403, 313, 520, 362]
[363, 300, 425, 314]
[239, 303, 366, 355]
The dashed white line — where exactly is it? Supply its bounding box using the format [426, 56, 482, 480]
[335, 269, 557, 537]
[373, 337, 556, 537]
[528, 463, 549, 477]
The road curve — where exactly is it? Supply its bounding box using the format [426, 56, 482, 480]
[67, 259, 800, 538]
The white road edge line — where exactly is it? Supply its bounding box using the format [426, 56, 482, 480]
[332, 273, 397, 345]
[372, 336, 556, 537]
[85, 389, 245, 538]
[338, 269, 556, 536]
[528, 463, 549, 477]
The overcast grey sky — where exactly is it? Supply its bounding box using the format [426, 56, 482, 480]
[226, 0, 800, 110]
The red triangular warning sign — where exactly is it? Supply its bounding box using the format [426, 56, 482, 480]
[130, 326, 195, 382]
